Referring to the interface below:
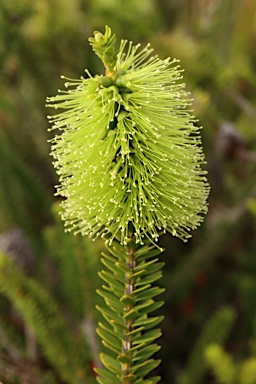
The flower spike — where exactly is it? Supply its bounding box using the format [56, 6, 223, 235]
[47, 26, 210, 247]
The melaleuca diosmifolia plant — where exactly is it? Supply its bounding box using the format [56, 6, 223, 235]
[47, 26, 209, 384]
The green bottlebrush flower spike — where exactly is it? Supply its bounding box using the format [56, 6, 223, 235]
[47, 26, 209, 384]
[47, 25, 209, 247]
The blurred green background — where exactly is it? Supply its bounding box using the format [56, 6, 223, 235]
[0, 0, 256, 383]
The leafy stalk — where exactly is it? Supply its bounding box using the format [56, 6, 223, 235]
[95, 237, 165, 383]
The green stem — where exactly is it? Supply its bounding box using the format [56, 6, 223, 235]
[122, 244, 136, 377]
[96, 239, 165, 384]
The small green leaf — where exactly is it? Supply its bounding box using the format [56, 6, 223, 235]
[97, 376, 116, 384]
[129, 342, 147, 353]
[120, 294, 136, 306]
[136, 247, 162, 260]
[149, 377, 161, 384]
[105, 243, 124, 258]
[96, 304, 119, 323]
[134, 258, 160, 272]
[103, 312, 121, 329]
[130, 269, 147, 279]
[101, 283, 112, 291]
[136, 287, 165, 301]
[134, 316, 164, 330]
[104, 298, 123, 312]
[102, 340, 120, 354]
[132, 284, 151, 295]
[131, 359, 161, 377]
[133, 329, 162, 345]
[133, 344, 161, 362]
[126, 326, 145, 337]
[122, 373, 137, 383]
[137, 301, 164, 315]
[100, 352, 122, 373]
[111, 319, 129, 331]
[98, 271, 124, 293]
[97, 289, 123, 311]
[97, 327, 122, 350]
[98, 322, 122, 339]
[117, 354, 133, 364]
[115, 262, 131, 273]
[97, 288, 121, 304]
[101, 258, 124, 278]
[108, 240, 124, 251]
[100, 268, 124, 284]
[135, 300, 154, 312]
[101, 251, 117, 263]
[141, 262, 165, 276]
[123, 308, 140, 321]
[134, 376, 161, 384]
[95, 368, 119, 382]
[135, 271, 162, 286]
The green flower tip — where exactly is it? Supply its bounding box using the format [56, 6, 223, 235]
[89, 25, 117, 74]
[46, 26, 210, 246]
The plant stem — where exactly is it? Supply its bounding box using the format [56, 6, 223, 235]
[122, 245, 136, 376]
[96, 239, 164, 383]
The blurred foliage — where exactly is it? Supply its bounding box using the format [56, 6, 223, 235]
[0, 251, 89, 384]
[204, 344, 256, 384]
[177, 307, 236, 384]
[0, 0, 256, 383]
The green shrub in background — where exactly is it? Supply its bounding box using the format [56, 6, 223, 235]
[0, 205, 103, 383]
[205, 344, 256, 384]
[178, 307, 236, 384]
[0, 252, 89, 384]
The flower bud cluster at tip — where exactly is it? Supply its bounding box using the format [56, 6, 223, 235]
[47, 27, 210, 246]
[89, 25, 117, 75]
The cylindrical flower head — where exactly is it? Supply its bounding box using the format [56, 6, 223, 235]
[47, 26, 210, 246]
